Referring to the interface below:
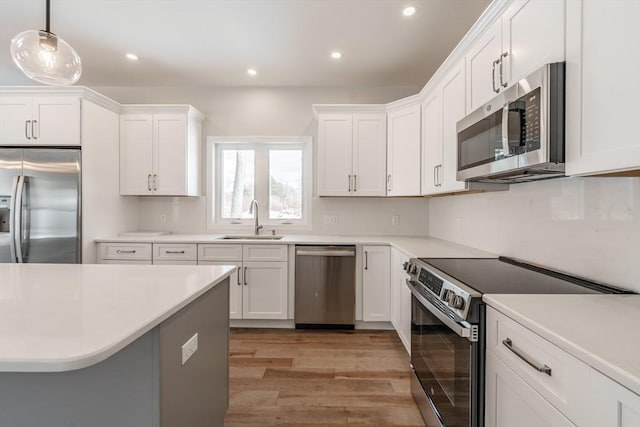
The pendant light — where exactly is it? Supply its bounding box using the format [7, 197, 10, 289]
[10, 0, 82, 86]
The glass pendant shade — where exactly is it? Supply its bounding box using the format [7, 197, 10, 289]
[10, 29, 82, 86]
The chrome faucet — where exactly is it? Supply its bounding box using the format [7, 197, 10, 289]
[249, 199, 263, 236]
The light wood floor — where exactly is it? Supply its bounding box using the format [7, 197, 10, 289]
[225, 328, 425, 427]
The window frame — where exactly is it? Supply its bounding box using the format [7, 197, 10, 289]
[206, 136, 312, 231]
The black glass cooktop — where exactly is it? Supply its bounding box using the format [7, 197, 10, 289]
[420, 257, 630, 295]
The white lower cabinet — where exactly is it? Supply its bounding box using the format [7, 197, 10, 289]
[587, 369, 640, 427]
[390, 248, 411, 354]
[362, 246, 391, 322]
[199, 244, 288, 320]
[485, 351, 575, 427]
[486, 305, 640, 427]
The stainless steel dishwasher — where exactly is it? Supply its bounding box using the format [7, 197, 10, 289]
[295, 245, 356, 329]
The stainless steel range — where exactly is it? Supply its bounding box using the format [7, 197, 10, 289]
[403, 256, 631, 427]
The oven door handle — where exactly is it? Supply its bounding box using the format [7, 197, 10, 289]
[406, 279, 473, 340]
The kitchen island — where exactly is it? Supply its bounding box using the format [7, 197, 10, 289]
[0, 263, 235, 427]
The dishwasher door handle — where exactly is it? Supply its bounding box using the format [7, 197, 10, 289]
[296, 249, 355, 257]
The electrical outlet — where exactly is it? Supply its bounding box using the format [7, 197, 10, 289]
[181, 333, 198, 365]
[159, 214, 167, 224]
[323, 215, 338, 225]
[391, 215, 399, 225]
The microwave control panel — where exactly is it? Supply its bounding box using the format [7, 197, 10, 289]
[509, 86, 541, 153]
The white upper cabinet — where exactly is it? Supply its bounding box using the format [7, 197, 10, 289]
[421, 92, 442, 194]
[0, 96, 80, 145]
[119, 105, 203, 196]
[466, 0, 566, 112]
[353, 115, 387, 196]
[386, 100, 421, 196]
[315, 106, 387, 197]
[565, 0, 640, 176]
[440, 62, 468, 193]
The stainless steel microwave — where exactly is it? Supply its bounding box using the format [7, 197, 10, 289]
[456, 62, 565, 183]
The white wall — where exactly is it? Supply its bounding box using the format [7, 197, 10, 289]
[429, 177, 640, 292]
[96, 86, 429, 236]
[82, 101, 139, 262]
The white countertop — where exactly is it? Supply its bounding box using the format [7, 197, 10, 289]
[484, 294, 640, 395]
[96, 234, 495, 259]
[0, 263, 235, 373]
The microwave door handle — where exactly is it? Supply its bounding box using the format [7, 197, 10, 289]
[501, 105, 510, 158]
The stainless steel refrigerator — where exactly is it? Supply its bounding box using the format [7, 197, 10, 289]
[0, 148, 81, 263]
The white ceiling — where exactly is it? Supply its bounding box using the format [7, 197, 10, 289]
[0, 0, 491, 88]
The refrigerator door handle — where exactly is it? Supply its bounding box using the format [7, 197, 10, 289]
[14, 176, 26, 263]
[8, 176, 20, 262]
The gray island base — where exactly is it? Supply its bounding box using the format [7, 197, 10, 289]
[0, 278, 230, 427]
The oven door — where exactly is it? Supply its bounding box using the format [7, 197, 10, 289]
[408, 283, 483, 427]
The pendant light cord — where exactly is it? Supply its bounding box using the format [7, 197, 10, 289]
[45, 0, 50, 33]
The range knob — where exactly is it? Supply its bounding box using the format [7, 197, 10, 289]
[441, 289, 452, 301]
[410, 265, 418, 274]
[402, 261, 409, 271]
[448, 294, 465, 310]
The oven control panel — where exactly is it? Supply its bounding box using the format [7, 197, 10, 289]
[405, 258, 478, 321]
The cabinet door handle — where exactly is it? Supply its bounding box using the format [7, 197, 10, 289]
[165, 250, 185, 254]
[500, 52, 508, 88]
[364, 251, 368, 270]
[433, 165, 438, 187]
[237, 266, 241, 286]
[502, 338, 552, 376]
[492, 59, 500, 93]
[387, 174, 392, 192]
[244, 266, 248, 285]
[353, 174, 357, 192]
[153, 174, 158, 191]
[25, 120, 31, 140]
[31, 120, 38, 139]
[438, 165, 442, 187]
[147, 174, 152, 191]
[348, 174, 352, 192]
[116, 249, 136, 254]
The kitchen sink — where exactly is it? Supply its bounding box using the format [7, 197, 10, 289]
[217, 235, 284, 240]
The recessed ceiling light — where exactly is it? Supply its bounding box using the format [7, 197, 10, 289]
[247, 68, 257, 76]
[126, 53, 138, 61]
[330, 51, 342, 60]
[403, 6, 417, 16]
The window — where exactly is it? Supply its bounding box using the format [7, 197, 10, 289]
[208, 136, 311, 229]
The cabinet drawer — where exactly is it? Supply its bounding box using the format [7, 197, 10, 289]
[153, 260, 197, 266]
[99, 243, 152, 260]
[153, 243, 197, 261]
[198, 244, 243, 261]
[98, 259, 152, 265]
[243, 244, 288, 262]
[486, 307, 590, 420]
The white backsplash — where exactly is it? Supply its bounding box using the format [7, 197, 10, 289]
[429, 177, 640, 292]
[136, 196, 429, 237]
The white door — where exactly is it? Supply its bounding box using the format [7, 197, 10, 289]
[32, 97, 81, 145]
[0, 97, 32, 144]
[153, 114, 187, 196]
[566, 0, 640, 175]
[389, 249, 402, 331]
[387, 104, 421, 196]
[502, 0, 565, 87]
[352, 114, 387, 196]
[200, 261, 243, 319]
[120, 114, 153, 195]
[421, 92, 442, 195]
[399, 272, 412, 355]
[485, 351, 576, 427]
[466, 18, 503, 112]
[317, 114, 353, 196]
[440, 61, 468, 193]
[586, 369, 640, 427]
[362, 246, 391, 322]
[242, 262, 288, 320]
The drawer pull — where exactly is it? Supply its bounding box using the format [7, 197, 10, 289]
[116, 249, 136, 254]
[503, 338, 552, 376]
[165, 250, 185, 254]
